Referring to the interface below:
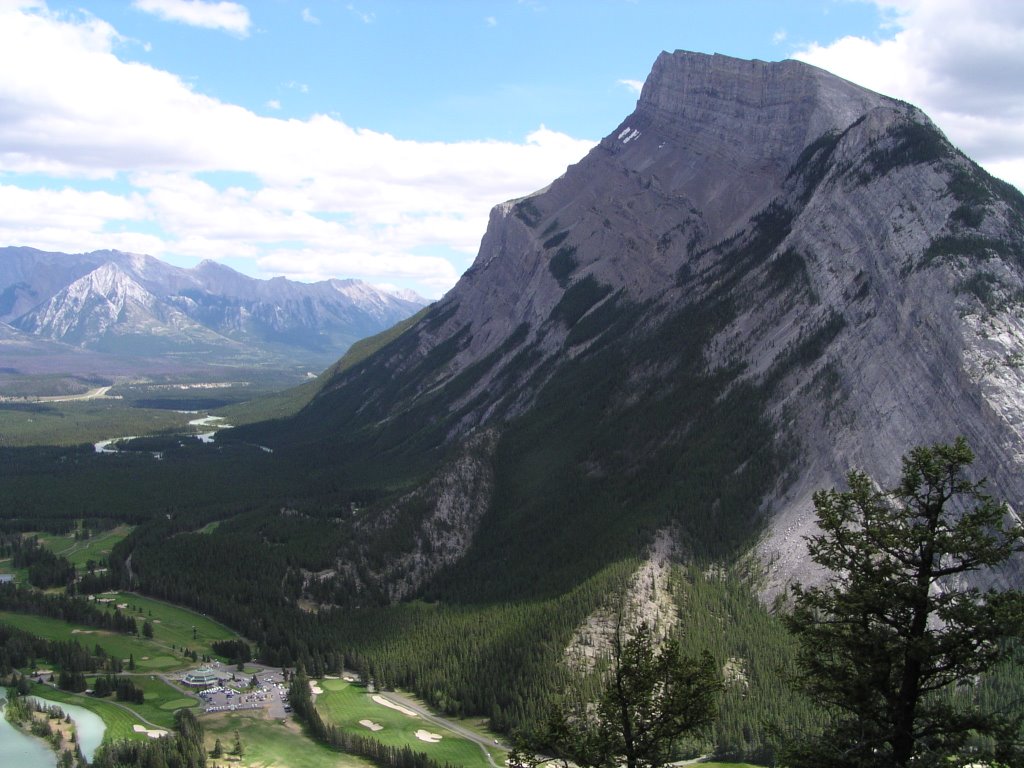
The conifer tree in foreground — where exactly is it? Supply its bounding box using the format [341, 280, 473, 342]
[513, 620, 721, 768]
[784, 437, 1024, 767]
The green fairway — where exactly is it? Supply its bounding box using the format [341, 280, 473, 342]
[35, 525, 134, 568]
[0, 611, 186, 671]
[315, 679, 499, 768]
[205, 710, 374, 768]
[26, 681, 169, 742]
[0, 592, 242, 672]
[99, 591, 241, 659]
[119, 674, 200, 728]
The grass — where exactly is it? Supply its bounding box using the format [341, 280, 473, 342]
[26, 680, 168, 742]
[33, 524, 134, 568]
[204, 710, 374, 768]
[102, 591, 241, 659]
[0, 611, 184, 672]
[0, 590, 243, 672]
[315, 679, 498, 768]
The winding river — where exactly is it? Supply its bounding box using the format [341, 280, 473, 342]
[0, 696, 106, 766]
[0, 702, 54, 768]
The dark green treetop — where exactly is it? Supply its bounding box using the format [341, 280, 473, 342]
[784, 437, 1024, 767]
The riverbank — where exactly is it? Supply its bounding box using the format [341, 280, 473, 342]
[3, 694, 81, 766]
[2, 692, 106, 767]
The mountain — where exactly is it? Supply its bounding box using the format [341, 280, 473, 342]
[233, 50, 1024, 603]
[0, 247, 429, 374]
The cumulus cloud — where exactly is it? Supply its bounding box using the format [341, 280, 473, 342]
[792, 0, 1024, 191]
[617, 79, 643, 94]
[0, 5, 593, 296]
[133, 0, 251, 36]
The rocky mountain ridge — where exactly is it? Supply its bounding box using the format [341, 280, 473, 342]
[0, 246, 428, 374]
[234, 51, 1024, 603]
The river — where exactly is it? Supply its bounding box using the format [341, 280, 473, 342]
[0, 701, 55, 768]
[94, 414, 233, 453]
[0, 696, 106, 766]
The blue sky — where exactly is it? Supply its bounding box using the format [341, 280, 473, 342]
[1, 1, 1022, 298]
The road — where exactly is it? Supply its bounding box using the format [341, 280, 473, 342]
[0, 386, 115, 403]
[373, 690, 509, 768]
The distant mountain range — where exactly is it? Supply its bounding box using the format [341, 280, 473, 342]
[0, 247, 429, 377]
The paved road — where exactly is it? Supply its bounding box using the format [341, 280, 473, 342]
[374, 690, 509, 768]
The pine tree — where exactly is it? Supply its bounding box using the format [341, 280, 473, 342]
[784, 438, 1024, 767]
[515, 621, 721, 768]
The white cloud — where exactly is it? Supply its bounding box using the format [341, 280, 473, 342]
[345, 3, 374, 24]
[266, 99, 281, 110]
[485, 16, 497, 28]
[772, 28, 787, 45]
[792, 0, 1024, 191]
[617, 79, 643, 94]
[133, 0, 251, 37]
[301, 7, 319, 25]
[0, 6, 593, 297]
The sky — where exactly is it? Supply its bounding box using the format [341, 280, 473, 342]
[0, 1, 1022, 299]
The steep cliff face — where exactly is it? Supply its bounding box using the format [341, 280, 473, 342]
[256, 51, 1024, 603]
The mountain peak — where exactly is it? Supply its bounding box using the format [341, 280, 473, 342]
[636, 50, 894, 136]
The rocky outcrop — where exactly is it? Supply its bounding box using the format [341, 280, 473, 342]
[338, 428, 500, 603]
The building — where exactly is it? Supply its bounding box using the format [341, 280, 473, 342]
[181, 667, 220, 688]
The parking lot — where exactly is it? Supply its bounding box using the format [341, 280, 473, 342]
[176, 661, 291, 719]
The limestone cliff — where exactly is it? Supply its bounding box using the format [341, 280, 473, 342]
[251, 51, 1024, 604]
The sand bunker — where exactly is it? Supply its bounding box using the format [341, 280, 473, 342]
[359, 719, 383, 732]
[372, 695, 417, 717]
[415, 729, 442, 743]
[133, 725, 169, 739]
[70, 629, 94, 634]
[309, 681, 324, 695]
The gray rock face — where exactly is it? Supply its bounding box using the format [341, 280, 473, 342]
[294, 50, 1024, 601]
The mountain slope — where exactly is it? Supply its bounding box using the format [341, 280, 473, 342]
[231, 51, 1024, 603]
[0, 248, 429, 372]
